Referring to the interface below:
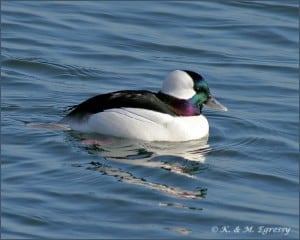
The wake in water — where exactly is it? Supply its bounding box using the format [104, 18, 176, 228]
[26, 122, 71, 130]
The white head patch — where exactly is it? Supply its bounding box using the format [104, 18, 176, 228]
[161, 70, 196, 99]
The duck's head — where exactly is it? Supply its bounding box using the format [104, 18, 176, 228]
[160, 70, 227, 115]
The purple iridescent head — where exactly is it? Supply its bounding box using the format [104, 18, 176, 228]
[160, 70, 227, 116]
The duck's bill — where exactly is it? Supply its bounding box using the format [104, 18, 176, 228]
[204, 95, 228, 112]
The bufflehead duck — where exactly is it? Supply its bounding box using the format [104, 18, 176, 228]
[61, 70, 227, 141]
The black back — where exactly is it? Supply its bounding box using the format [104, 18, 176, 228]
[63, 90, 177, 120]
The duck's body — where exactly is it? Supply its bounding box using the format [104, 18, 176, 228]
[62, 92, 209, 141]
[61, 70, 227, 142]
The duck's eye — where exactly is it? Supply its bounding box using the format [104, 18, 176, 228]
[195, 86, 203, 92]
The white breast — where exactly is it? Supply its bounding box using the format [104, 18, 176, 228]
[66, 108, 209, 142]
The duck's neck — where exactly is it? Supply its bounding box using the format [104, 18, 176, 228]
[157, 92, 201, 116]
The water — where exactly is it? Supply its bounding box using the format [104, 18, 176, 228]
[2, 1, 299, 239]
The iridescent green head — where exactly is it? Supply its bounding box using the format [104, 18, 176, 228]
[161, 70, 227, 116]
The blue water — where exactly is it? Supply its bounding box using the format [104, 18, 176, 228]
[2, 1, 299, 239]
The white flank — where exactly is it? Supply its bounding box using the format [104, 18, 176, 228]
[65, 108, 209, 142]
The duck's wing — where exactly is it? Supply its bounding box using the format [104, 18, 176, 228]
[62, 90, 176, 121]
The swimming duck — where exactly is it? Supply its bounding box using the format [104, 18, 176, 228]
[61, 70, 227, 141]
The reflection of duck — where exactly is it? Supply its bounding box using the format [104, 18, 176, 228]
[67, 131, 210, 199]
[61, 70, 227, 141]
[87, 161, 207, 200]
[81, 136, 209, 162]
[77, 133, 210, 177]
